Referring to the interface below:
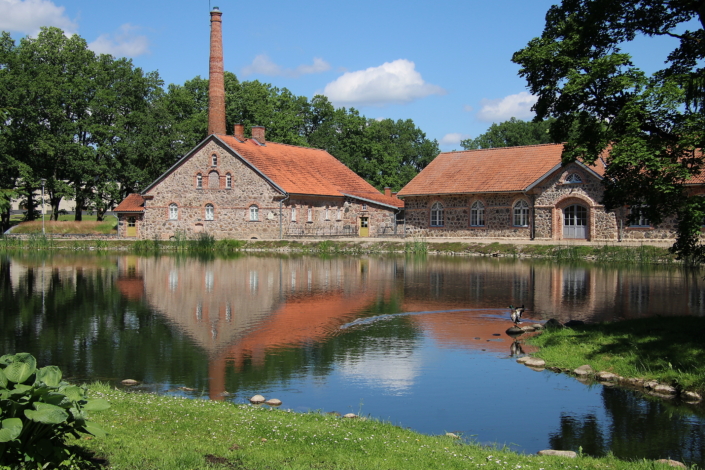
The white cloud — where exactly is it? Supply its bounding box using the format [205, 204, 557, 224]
[440, 133, 471, 146]
[242, 54, 330, 78]
[0, 0, 77, 35]
[323, 59, 446, 107]
[88, 24, 149, 58]
[476, 91, 537, 122]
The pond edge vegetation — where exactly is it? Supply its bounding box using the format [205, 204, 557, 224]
[0, 233, 679, 264]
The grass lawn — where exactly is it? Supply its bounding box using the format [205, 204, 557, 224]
[527, 316, 705, 394]
[71, 384, 681, 470]
[9, 215, 118, 235]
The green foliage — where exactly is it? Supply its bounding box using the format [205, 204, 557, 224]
[0, 352, 109, 468]
[460, 117, 558, 150]
[512, 0, 705, 263]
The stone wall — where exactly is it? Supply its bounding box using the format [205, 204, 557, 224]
[122, 140, 398, 239]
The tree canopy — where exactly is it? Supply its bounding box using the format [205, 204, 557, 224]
[460, 117, 557, 150]
[512, 0, 705, 263]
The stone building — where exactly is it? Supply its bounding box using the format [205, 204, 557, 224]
[114, 7, 402, 239]
[397, 143, 703, 242]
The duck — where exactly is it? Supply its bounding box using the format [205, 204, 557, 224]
[509, 304, 525, 326]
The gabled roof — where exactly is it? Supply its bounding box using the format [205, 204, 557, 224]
[138, 134, 403, 209]
[114, 193, 145, 213]
[216, 136, 403, 208]
[397, 143, 606, 197]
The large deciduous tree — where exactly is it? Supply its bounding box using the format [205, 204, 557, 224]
[461, 117, 557, 150]
[512, 0, 705, 263]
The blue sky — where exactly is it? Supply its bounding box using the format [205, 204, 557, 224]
[0, 0, 690, 151]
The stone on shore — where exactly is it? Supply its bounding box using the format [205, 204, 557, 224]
[121, 379, 139, 386]
[249, 395, 266, 404]
[343, 413, 357, 419]
[683, 391, 702, 402]
[596, 371, 619, 382]
[265, 398, 282, 406]
[523, 357, 546, 368]
[574, 365, 593, 377]
[655, 459, 686, 467]
[537, 450, 577, 458]
[652, 384, 676, 395]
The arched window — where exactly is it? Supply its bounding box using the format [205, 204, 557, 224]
[249, 205, 259, 221]
[430, 202, 444, 227]
[225, 173, 232, 189]
[470, 201, 485, 226]
[208, 171, 219, 189]
[513, 200, 529, 227]
[565, 173, 582, 184]
[196, 173, 203, 189]
[169, 203, 178, 220]
[212, 154, 218, 166]
[205, 204, 214, 221]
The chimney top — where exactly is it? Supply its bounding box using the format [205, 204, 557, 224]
[212, 6, 220, 11]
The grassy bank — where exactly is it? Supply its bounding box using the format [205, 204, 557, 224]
[72, 384, 679, 470]
[0, 234, 676, 263]
[527, 316, 705, 395]
[9, 216, 118, 235]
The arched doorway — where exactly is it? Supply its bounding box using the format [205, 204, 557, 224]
[563, 205, 587, 239]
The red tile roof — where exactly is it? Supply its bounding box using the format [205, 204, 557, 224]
[398, 143, 606, 196]
[114, 193, 145, 213]
[218, 136, 403, 208]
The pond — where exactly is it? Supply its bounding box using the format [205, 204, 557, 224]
[1, 253, 704, 465]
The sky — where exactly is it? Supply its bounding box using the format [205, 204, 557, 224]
[0, 0, 691, 152]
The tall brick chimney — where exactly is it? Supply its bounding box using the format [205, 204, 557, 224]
[208, 7, 226, 136]
[234, 123, 245, 141]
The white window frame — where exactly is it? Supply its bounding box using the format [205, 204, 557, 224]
[430, 202, 444, 227]
[205, 204, 214, 221]
[169, 203, 178, 220]
[250, 205, 259, 221]
[565, 173, 582, 184]
[212, 154, 218, 166]
[513, 200, 529, 227]
[196, 173, 203, 189]
[470, 200, 485, 227]
[630, 205, 650, 227]
[225, 173, 232, 189]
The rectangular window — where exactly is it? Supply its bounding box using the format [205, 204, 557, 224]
[325, 207, 329, 220]
[307, 207, 312, 222]
[630, 206, 650, 227]
[291, 206, 296, 222]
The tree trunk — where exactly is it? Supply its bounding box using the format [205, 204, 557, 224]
[25, 184, 36, 221]
[0, 205, 9, 233]
[50, 196, 61, 221]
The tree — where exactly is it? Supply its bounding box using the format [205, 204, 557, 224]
[460, 117, 557, 150]
[512, 0, 705, 263]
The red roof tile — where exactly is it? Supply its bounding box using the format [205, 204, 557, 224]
[114, 193, 145, 213]
[398, 143, 610, 196]
[218, 136, 403, 208]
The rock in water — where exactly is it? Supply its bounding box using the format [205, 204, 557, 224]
[249, 395, 265, 404]
[121, 379, 139, 386]
[265, 398, 282, 406]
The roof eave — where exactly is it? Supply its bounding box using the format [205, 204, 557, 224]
[341, 193, 402, 210]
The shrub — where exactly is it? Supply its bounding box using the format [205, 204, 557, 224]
[0, 353, 109, 468]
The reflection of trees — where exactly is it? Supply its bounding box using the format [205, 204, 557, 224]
[549, 387, 705, 465]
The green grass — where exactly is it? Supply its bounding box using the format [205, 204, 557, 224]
[10, 216, 118, 235]
[71, 384, 682, 470]
[527, 316, 705, 394]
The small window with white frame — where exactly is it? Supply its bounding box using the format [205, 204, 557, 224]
[169, 203, 178, 220]
[565, 173, 582, 184]
[362, 203, 368, 211]
[629, 205, 650, 227]
[225, 173, 232, 189]
[513, 200, 529, 227]
[430, 202, 444, 227]
[196, 173, 203, 189]
[249, 205, 259, 221]
[212, 154, 218, 166]
[470, 200, 485, 226]
[205, 203, 214, 221]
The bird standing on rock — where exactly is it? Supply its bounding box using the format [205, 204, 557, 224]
[509, 305, 525, 326]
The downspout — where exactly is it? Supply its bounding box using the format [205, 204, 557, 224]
[279, 193, 290, 240]
[524, 191, 535, 240]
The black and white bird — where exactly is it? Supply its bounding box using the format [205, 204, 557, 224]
[509, 305, 525, 326]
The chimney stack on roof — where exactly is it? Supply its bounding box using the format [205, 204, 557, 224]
[234, 123, 245, 141]
[208, 7, 226, 136]
[384, 187, 391, 197]
[252, 126, 266, 144]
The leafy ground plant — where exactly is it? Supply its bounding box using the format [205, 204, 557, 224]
[0, 353, 109, 468]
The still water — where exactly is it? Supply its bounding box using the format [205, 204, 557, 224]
[1, 253, 704, 465]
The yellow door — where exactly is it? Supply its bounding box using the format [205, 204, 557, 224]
[359, 217, 369, 237]
[126, 217, 137, 237]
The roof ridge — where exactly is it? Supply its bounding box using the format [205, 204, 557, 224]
[221, 135, 329, 153]
[442, 143, 564, 155]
